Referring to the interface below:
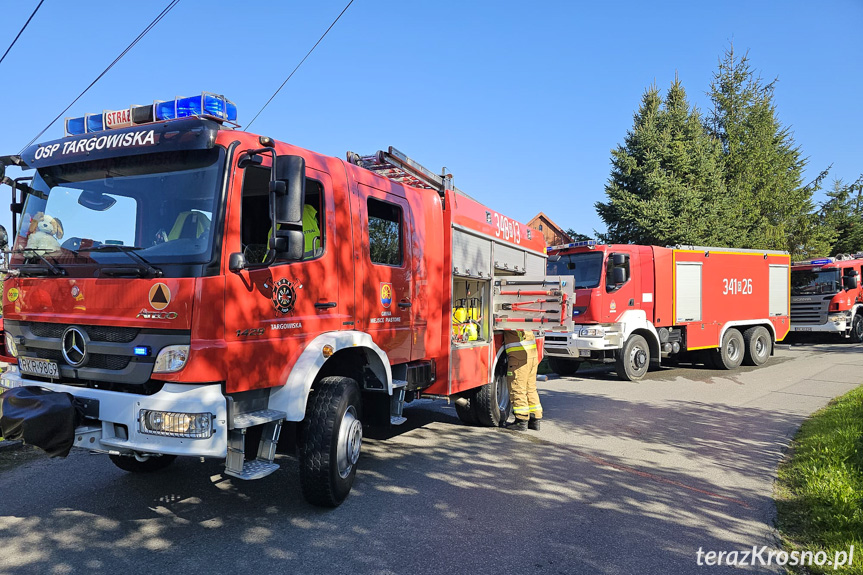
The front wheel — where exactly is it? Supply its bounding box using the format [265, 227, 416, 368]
[850, 314, 863, 343]
[474, 358, 512, 427]
[616, 334, 649, 381]
[299, 376, 363, 508]
[109, 454, 176, 473]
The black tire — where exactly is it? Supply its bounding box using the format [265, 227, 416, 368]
[717, 328, 744, 370]
[109, 454, 176, 473]
[299, 376, 363, 508]
[743, 326, 771, 366]
[474, 358, 512, 427]
[454, 390, 479, 425]
[850, 314, 863, 343]
[616, 334, 649, 381]
[547, 356, 582, 376]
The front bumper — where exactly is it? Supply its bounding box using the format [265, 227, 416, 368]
[543, 330, 623, 357]
[0, 366, 228, 458]
[791, 318, 848, 334]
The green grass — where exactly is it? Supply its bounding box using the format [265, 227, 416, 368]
[776, 385, 863, 574]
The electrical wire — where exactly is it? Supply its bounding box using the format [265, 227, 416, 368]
[0, 0, 45, 67]
[20, 0, 181, 153]
[246, 0, 355, 130]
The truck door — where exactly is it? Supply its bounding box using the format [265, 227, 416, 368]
[222, 160, 351, 391]
[355, 183, 414, 364]
[603, 250, 640, 322]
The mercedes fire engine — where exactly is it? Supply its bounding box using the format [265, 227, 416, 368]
[542, 241, 791, 380]
[790, 254, 863, 342]
[0, 92, 572, 507]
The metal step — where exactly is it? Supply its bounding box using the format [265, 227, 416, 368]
[392, 379, 408, 389]
[232, 409, 286, 429]
[390, 416, 407, 425]
[224, 459, 280, 480]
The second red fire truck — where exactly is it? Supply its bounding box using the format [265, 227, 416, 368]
[543, 241, 791, 380]
[790, 254, 863, 342]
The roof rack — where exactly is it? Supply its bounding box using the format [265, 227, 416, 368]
[346, 146, 473, 200]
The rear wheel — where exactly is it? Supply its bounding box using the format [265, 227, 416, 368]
[616, 334, 649, 381]
[743, 326, 771, 366]
[547, 356, 582, 376]
[475, 358, 512, 427]
[299, 376, 363, 508]
[109, 454, 176, 473]
[850, 314, 863, 343]
[717, 328, 744, 370]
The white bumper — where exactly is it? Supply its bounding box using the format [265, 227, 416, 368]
[791, 319, 847, 334]
[543, 331, 624, 357]
[0, 366, 228, 458]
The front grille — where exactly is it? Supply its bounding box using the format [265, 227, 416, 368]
[27, 323, 139, 343]
[790, 297, 831, 324]
[31, 348, 132, 371]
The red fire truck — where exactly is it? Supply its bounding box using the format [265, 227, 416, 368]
[0, 92, 571, 507]
[790, 254, 863, 341]
[542, 241, 791, 380]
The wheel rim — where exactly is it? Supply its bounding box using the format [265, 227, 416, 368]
[726, 338, 740, 361]
[336, 405, 362, 479]
[855, 319, 863, 339]
[497, 372, 510, 412]
[755, 336, 766, 358]
[630, 345, 647, 371]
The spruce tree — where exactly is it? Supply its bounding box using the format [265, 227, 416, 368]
[707, 46, 832, 257]
[596, 79, 728, 246]
[820, 177, 863, 256]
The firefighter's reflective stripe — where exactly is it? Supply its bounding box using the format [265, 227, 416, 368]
[504, 341, 537, 353]
[513, 405, 531, 415]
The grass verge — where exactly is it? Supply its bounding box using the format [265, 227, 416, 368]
[776, 385, 863, 574]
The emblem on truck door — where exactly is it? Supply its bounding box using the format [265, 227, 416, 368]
[380, 283, 393, 308]
[272, 279, 297, 315]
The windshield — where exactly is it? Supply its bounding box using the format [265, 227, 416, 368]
[547, 251, 604, 288]
[10, 148, 224, 276]
[791, 268, 841, 296]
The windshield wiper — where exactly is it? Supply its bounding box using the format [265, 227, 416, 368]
[4, 248, 66, 276]
[76, 245, 162, 278]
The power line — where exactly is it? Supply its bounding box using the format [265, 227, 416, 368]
[0, 0, 45, 67]
[246, 0, 355, 130]
[20, 0, 181, 152]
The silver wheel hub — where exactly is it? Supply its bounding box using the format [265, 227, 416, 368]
[632, 347, 647, 369]
[337, 406, 362, 479]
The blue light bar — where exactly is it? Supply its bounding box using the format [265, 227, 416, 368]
[86, 113, 104, 133]
[155, 100, 176, 121]
[133, 346, 150, 357]
[547, 240, 597, 253]
[810, 259, 832, 265]
[65, 116, 86, 136]
[176, 93, 237, 121]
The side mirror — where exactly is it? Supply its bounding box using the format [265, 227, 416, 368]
[613, 266, 627, 285]
[843, 275, 857, 290]
[0, 225, 7, 251]
[270, 155, 306, 260]
[228, 252, 246, 273]
[612, 253, 627, 266]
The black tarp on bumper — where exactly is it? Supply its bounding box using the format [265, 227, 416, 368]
[0, 386, 82, 457]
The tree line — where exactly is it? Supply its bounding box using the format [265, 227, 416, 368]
[586, 46, 860, 259]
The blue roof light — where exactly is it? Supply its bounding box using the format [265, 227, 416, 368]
[155, 100, 177, 121]
[810, 259, 832, 265]
[65, 116, 86, 136]
[86, 113, 104, 133]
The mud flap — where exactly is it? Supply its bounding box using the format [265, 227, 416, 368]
[0, 386, 83, 457]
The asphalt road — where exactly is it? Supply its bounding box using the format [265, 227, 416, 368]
[0, 338, 860, 575]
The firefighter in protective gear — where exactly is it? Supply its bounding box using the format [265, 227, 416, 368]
[503, 329, 542, 431]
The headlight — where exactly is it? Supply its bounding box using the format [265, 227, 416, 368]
[828, 313, 847, 324]
[139, 409, 213, 438]
[4, 333, 18, 358]
[579, 327, 604, 337]
[153, 345, 189, 373]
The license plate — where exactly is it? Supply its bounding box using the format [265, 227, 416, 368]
[19, 357, 60, 378]
[794, 327, 813, 332]
[579, 349, 591, 357]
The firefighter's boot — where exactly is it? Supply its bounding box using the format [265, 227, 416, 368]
[506, 419, 528, 432]
[528, 417, 541, 431]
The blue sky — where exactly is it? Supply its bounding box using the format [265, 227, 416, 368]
[0, 0, 860, 241]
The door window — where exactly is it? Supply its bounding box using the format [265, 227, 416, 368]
[367, 198, 402, 266]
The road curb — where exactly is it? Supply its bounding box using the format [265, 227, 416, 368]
[0, 439, 23, 452]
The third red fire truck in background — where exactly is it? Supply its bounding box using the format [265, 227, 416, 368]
[542, 241, 791, 380]
[790, 254, 863, 342]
